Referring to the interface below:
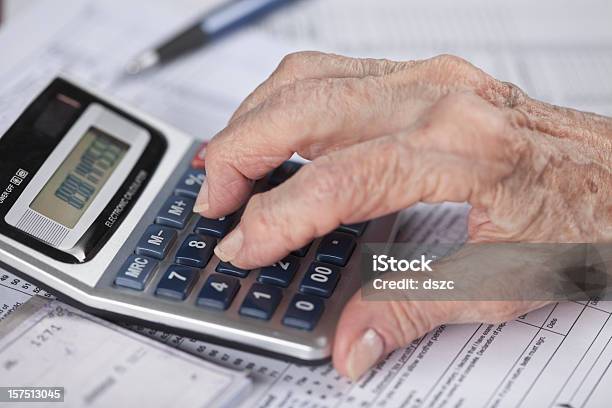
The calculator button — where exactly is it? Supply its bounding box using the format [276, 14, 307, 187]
[155, 195, 194, 228]
[194, 214, 234, 238]
[155, 265, 199, 300]
[114, 255, 157, 290]
[257, 256, 300, 287]
[175, 168, 205, 199]
[292, 242, 312, 257]
[191, 141, 208, 169]
[196, 274, 240, 310]
[135, 225, 177, 259]
[239, 283, 282, 320]
[175, 234, 215, 268]
[282, 294, 325, 331]
[268, 161, 302, 186]
[315, 232, 356, 266]
[216, 261, 250, 278]
[299, 262, 340, 298]
[337, 222, 368, 237]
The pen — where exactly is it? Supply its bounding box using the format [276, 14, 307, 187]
[125, 0, 299, 75]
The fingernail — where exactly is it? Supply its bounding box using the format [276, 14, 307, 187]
[215, 227, 243, 262]
[346, 329, 384, 381]
[193, 180, 209, 213]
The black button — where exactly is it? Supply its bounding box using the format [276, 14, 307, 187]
[299, 262, 340, 298]
[216, 261, 250, 278]
[197, 274, 240, 310]
[175, 168, 205, 199]
[292, 242, 313, 257]
[114, 255, 157, 291]
[155, 265, 199, 300]
[282, 294, 325, 330]
[268, 161, 302, 186]
[315, 232, 356, 266]
[194, 214, 235, 238]
[258, 256, 300, 287]
[135, 225, 178, 260]
[175, 234, 215, 268]
[337, 222, 368, 237]
[239, 283, 282, 320]
[155, 195, 194, 228]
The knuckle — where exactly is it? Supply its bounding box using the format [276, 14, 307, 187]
[276, 51, 321, 78]
[391, 301, 439, 344]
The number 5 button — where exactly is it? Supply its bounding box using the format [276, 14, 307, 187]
[299, 262, 340, 298]
[197, 274, 240, 310]
[283, 294, 325, 331]
[239, 283, 282, 320]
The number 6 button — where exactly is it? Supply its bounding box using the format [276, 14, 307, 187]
[299, 262, 340, 298]
[282, 294, 324, 331]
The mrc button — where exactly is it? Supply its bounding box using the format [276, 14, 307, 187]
[115, 255, 158, 290]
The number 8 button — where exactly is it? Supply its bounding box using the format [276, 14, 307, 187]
[299, 262, 340, 298]
[175, 234, 215, 268]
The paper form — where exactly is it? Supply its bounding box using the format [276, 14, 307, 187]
[260, 0, 612, 116]
[0, 297, 251, 408]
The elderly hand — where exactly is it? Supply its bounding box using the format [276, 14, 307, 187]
[194, 51, 612, 379]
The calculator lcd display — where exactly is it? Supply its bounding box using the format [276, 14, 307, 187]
[30, 128, 129, 228]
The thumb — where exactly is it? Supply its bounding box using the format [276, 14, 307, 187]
[332, 291, 455, 380]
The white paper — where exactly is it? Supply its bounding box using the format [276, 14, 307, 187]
[0, 297, 251, 408]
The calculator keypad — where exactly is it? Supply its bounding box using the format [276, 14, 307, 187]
[114, 161, 372, 335]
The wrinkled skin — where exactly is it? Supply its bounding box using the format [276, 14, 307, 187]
[194, 52, 612, 379]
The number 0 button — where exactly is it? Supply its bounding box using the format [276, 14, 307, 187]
[239, 283, 282, 320]
[155, 265, 199, 300]
[283, 294, 325, 331]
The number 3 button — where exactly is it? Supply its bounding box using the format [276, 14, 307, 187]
[197, 274, 240, 310]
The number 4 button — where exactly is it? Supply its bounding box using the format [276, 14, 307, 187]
[197, 274, 240, 310]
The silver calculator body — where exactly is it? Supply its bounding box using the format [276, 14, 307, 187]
[0, 77, 399, 363]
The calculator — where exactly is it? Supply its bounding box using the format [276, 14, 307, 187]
[0, 77, 399, 363]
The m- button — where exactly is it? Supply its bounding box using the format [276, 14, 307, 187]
[135, 225, 178, 259]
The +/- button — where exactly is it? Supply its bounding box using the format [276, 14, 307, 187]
[135, 225, 177, 260]
[155, 195, 194, 228]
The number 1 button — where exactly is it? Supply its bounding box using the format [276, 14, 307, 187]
[155, 265, 199, 300]
[239, 283, 282, 320]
